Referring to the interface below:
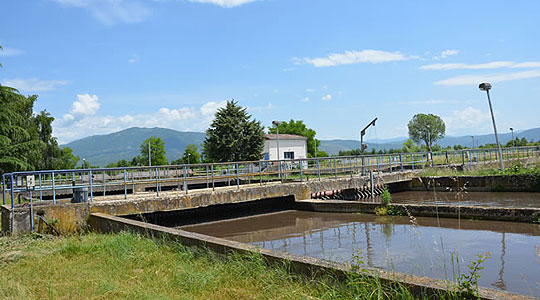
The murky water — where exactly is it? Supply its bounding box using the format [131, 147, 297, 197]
[375, 191, 540, 208]
[182, 211, 540, 297]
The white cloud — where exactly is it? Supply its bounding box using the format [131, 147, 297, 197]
[0, 46, 24, 57]
[187, 0, 257, 7]
[300, 97, 309, 102]
[71, 94, 100, 115]
[421, 61, 540, 71]
[305, 88, 315, 93]
[433, 49, 459, 60]
[298, 49, 416, 67]
[1, 78, 68, 92]
[434, 69, 540, 86]
[62, 94, 101, 122]
[200, 100, 227, 116]
[52, 0, 151, 25]
[443, 106, 491, 132]
[321, 94, 332, 101]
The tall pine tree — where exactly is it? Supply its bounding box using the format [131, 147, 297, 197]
[203, 100, 265, 162]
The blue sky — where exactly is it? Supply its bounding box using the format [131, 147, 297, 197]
[1, 0, 539, 144]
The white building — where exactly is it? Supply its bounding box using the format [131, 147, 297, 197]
[263, 134, 307, 161]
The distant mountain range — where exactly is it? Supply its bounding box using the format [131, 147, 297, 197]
[319, 127, 540, 155]
[62, 126, 540, 166]
[63, 127, 205, 166]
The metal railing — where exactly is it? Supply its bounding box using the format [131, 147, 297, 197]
[2, 146, 539, 209]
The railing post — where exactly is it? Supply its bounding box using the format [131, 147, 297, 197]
[10, 174, 14, 209]
[206, 165, 209, 189]
[411, 154, 414, 170]
[369, 171, 374, 198]
[123, 169, 127, 199]
[300, 160, 303, 182]
[227, 164, 231, 186]
[317, 158, 321, 181]
[89, 170, 93, 202]
[2, 175, 5, 205]
[52, 171, 56, 205]
[259, 163, 263, 186]
[236, 163, 240, 188]
[350, 158, 353, 178]
[39, 173, 42, 201]
[376, 155, 380, 173]
[279, 161, 283, 183]
[389, 155, 393, 173]
[183, 166, 188, 194]
[103, 171, 106, 196]
[211, 164, 215, 191]
[333, 158, 337, 179]
[156, 168, 160, 196]
[361, 156, 366, 176]
[29, 189, 33, 231]
[400, 154, 403, 171]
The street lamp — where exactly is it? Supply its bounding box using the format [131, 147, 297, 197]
[510, 127, 515, 148]
[148, 141, 152, 167]
[479, 82, 504, 170]
[272, 121, 282, 160]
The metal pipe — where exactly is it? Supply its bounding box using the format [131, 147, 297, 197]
[89, 170, 93, 202]
[52, 172, 56, 204]
[10, 174, 14, 209]
[2, 175, 5, 205]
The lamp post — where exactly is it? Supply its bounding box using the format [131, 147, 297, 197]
[148, 141, 152, 167]
[479, 82, 504, 170]
[510, 127, 515, 148]
[187, 153, 191, 165]
[471, 136, 475, 149]
[272, 121, 282, 180]
[272, 121, 282, 160]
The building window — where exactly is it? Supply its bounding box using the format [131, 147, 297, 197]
[284, 151, 295, 159]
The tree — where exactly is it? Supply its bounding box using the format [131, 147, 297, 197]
[407, 113, 445, 152]
[0, 47, 79, 173]
[0, 86, 43, 173]
[203, 100, 265, 162]
[139, 136, 168, 166]
[402, 139, 420, 153]
[172, 144, 200, 165]
[268, 119, 319, 158]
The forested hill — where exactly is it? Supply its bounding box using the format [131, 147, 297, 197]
[62, 127, 205, 166]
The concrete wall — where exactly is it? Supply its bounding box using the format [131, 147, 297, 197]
[297, 200, 540, 224]
[2, 171, 417, 235]
[410, 174, 540, 192]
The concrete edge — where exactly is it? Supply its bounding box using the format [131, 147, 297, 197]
[296, 200, 540, 223]
[88, 212, 536, 300]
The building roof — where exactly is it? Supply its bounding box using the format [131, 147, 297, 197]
[265, 134, 307, 140]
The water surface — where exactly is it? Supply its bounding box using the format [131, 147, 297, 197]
[182, 211, 540, 297]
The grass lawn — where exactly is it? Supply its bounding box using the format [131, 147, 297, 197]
[0, 232, 460, 300]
